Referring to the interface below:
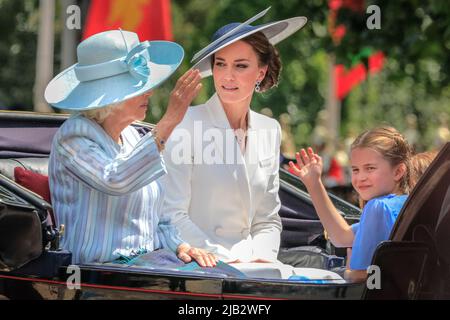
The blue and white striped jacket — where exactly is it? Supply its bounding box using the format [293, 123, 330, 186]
[48, 115, 184, 264]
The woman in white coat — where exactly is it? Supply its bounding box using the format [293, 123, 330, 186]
[162, 9, 347, 282]
[161, 8, 309, 268]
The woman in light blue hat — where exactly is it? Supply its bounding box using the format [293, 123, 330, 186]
[45, 30, 220, 269]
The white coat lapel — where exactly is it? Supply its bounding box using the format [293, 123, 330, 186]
[205, 94, 251, 215]
[244, 111, 259, 185]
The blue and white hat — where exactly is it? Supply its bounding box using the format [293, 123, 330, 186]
[45, 30, 184, 111]
[191, 7, 307, 78]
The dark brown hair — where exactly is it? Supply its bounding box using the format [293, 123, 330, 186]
[211, 32, 282, 92]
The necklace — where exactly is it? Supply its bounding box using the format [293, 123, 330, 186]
[234, 128, 247, 152]
[233, 113, 249, 151]
[235, 132, 246, 143]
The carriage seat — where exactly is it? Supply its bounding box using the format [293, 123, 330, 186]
[0, 157, 49, 181]
[0, 157, 50, 204]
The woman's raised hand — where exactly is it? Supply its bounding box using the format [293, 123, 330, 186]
[288, 147, 323, 188]
[154, 69, 202, 146]
[165, 69, 202, 124]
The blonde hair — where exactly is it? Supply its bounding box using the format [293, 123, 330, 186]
[351, 126, 413, 208]
[410, 150, 438, 187]
[79, 104, 117, 124]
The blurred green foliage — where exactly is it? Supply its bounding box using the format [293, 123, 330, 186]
[334, 0, 450, 151]
[0, 0, 448, 152]
[0, 0, 39, 109]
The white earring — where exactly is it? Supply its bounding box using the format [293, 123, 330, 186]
[255, 80, 261, 93]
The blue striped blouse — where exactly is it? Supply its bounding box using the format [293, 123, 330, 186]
[48, 115, 184, 264]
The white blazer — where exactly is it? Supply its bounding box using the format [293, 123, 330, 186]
[161, 93, 282, 262]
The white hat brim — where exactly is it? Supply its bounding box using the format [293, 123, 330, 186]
[192, 16, 307, 78]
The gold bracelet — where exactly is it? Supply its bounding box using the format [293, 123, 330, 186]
[151, 128, 165, 152]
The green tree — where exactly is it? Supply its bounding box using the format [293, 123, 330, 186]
[335, 0, 450, 151]
[0, 0, 39, 109]
[1, 0, 448, 151]
[149, 0, 333, 149]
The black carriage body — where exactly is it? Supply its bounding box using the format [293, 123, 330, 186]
[0, 111, 448, 300]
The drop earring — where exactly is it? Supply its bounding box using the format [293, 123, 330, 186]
[255, 80, 261, 93]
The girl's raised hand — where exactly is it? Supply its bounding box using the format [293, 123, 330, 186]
[288, 147, 323, 188]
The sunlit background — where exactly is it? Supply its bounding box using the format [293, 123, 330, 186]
[1, 0, 449, 192]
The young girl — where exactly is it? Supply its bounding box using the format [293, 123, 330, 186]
[289, 127, 413, 282]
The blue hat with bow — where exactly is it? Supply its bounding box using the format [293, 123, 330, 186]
[45, 30, 184, 111]
[191, 7, 307, 78]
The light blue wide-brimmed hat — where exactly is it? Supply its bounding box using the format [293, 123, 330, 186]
[191, 7, 307, 78]
[45, 30, 184, 111]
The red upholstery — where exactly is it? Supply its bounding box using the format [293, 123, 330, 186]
[14, 167, 51, 204]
